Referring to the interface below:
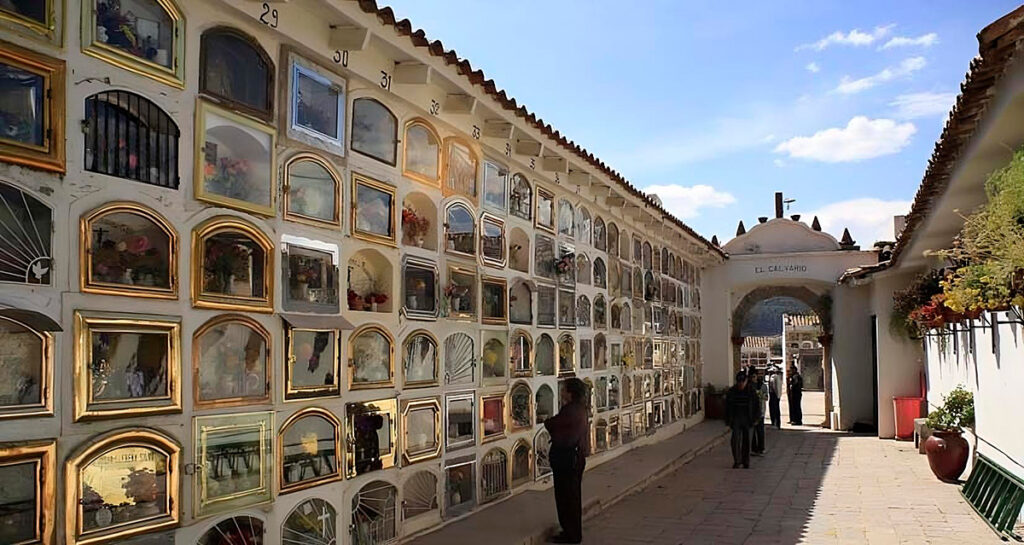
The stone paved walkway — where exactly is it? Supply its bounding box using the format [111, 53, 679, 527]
[585, 426, 1001, 545]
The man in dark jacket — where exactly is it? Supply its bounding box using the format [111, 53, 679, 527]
[768, 365, 783, 429]
[788, 364, 804, 425]
[544, 378, 590, 544]
[725, 370, 756, 468]
[748, 366, 767, 456]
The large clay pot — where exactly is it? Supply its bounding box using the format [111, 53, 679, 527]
[924, 430, 969, 482]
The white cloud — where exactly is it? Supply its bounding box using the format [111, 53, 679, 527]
[881, 33, 939, 49]
[774, 116, 916, 162]
[834, 56, 926, 94]
[805, 62, 821, 73]
[889, 91, 956, 119]
[796, 25, 894, 51]
[643, 184, 736, 219]
[773, 159, 786, 168]
[803, 198, 912, 243]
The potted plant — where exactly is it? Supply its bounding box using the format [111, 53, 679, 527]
[401, 205, 430, 247]
[923, 385, 975, 482]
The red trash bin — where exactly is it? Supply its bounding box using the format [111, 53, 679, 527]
[893, 396, 923, 440]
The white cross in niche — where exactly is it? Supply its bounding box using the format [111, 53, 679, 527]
[318, 507, 331, 536]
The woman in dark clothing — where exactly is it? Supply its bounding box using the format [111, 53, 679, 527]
[788, 364, 804, 425]
[544, 378, 589, 544]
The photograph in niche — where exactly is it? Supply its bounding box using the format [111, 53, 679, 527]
[0, 61, 44, 147]
[286, 158, 338, 224]
[80, 445, 170, 533]
[87, 209, 172, 293]
[0, 460, 38, 544]
[281, 413, 338, 488]
[89, 330, 169, 403]
[293, 66, 341, 140]
[0, 317, 44, 410]
[481, 279, 507, 324]
[196, 320, 267, 405]
[94, 0, 175, 68]
[198, 103, 274, 214]
[196, 412, 272, 513]
[201, 231, 266, 299]
[287, 329, 337, 396]
[286, 246, 337, 309]
[347, 402, 394, 476]
[403, 333, 436, 385]
[350, 328, 391, 386]
[353, 177, 395, 242]
[351, 98, 396, 164]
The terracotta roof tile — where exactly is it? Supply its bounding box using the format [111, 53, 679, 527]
[356, 0, 725, 258]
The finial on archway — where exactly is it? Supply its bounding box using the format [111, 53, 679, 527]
[811, 216, 822, 231]
[736, 221, 746, 236]
[711, 235, 720, 246]
[840, 228, 858, 249]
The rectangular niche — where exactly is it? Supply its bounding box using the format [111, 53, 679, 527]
[536, 284, 556, 327]
[194, 100, 276, 216]
[444, 455, 476, 519]
[557, 289, 576, 330]
[534, 187, 554, 233]
[73, 311, 181, 421]
[194, 411, 274, 517]
[557, 243, 575, 287]
[621, 410, 634, 444]
[480, 393, 506, 443]
[286, 51, 346, 156]
[282, 317, 340, 401]
[609, 416, 621, 448]
[446, 265, 477, 321]
[402, 256, 438, 320]
[282, 235, 339, 313]
[345, 398, 397, 478]
[534, 235, 555, 280]
[0, 42, 65, 172]
[401, 397, 441, 465]
[445, 392, 475, 451]
[351, 173, 397, 246]
[0, 440, 55, 545]
[480, 276, 507, 325]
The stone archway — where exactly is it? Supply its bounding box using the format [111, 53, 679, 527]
[731, 285, 835, 427]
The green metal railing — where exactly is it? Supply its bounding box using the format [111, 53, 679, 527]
[961, 454, 1024, 541]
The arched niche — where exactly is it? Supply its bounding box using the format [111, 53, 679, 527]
[557, 334, 575, 376]
[348, 324, 394, 388]
[593, 216, 606, 251]
[607, 222, 619, 258]
[197, 515, 264, 545]
[575, 206, 591, 245]
[510, 330, 533, 378]
[576, 253, 591, 285]
[509, 279, 533, 325]
[576, 295, 591, 328]
[84, 90, 181, 188]
[608, 375, 620, 409]
[193, 313, 270, 408]
[402, 470, 439, 520]
[557, 199, 574, 237]
[480, 448, 509, 503]
[595, 418, 608, 452]
[509, 381, 533, 430]
[347, 248, 393, 313]
[0, 181, 52, 285]
[443, 200, 476, 257]
[403, 118, 441, 186]
[594, 333, 607, 370]
[593, 257, 607, 289]
[81, 201, 177, 298]
[618, 229, 630, 259]
[594, 295, 607, 329]
[351, 97, 397, 165]
[511, 440, 532, 487]
[284, 153, 342, 227]
[192, 216, 273, 312]
[402, 191, 438, 250]
[535, 384, 554, 423]
[509, 227, 530, 273]
[509, 173, 532, 221]
[278, 407, 341, 493]
[284, 499, 336, 544]
[351, 480, 397, 544]
[200, 27, 274, 119]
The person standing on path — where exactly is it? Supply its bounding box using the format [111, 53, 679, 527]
[544, 378, 590, 544]
[768, 365, 783, 429]
[750, 367, 767, 455]
[787, 363, 804, 425]
[725, 371, 756, 468]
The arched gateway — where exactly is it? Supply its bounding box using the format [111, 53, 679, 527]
[704, 193, 882, 429]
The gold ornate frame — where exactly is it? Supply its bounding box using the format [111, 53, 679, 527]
[400, 397, 442, 465]
[401, 329, 439, 388]
[81, 0, 184, 87]
[441, 136, 479, 203]
[0, 440, 55, 545]
[194, 411, 274, 517]
[73, 311, 181, 422]
[284, 324, 340, 400]
[282, 152, 342, 228]
[443, 199, 477, 260]
[0, 41, 65, 173]
[80, 201, 178, 299]
[0, 314, 53, 420]
[191, 216, 275, 312]
[509, 329, 534, 378]
[480, 276, 508, 325]
[350, 172, 398, 246]
[479, 393, 507, 443]
[0, 1, 61, 44]
[446, 264, 477, 321]
[347, 324, 395, 390]
[344, 398, 398, 478]
[193, 100, 277, 216]
[65, 428, 180, 545]
[192, 314, 271, 409]
[508, 381, 534, 431]
[277, 407, 343, 494]
[402, 117, 442, 187]
[534, 186, 555, 234]
[478, 213, 507, 268]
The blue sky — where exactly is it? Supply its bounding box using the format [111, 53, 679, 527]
[385, 0, 1020, 245]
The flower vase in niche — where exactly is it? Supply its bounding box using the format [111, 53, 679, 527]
[402, 205, 429, 248]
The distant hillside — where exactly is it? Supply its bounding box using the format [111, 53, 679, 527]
[740, 297, 812, 336]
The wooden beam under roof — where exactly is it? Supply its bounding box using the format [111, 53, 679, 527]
[514, 138, 542, 157]
[393, 62, 432, 85]
[483, 120, 513, 139]
[444, 94, 476, 114]
[567, 169, 591, 186]
[542, 156, 568, 173]
[329, 25, 370, 51]
[605, 194, 625, 207]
